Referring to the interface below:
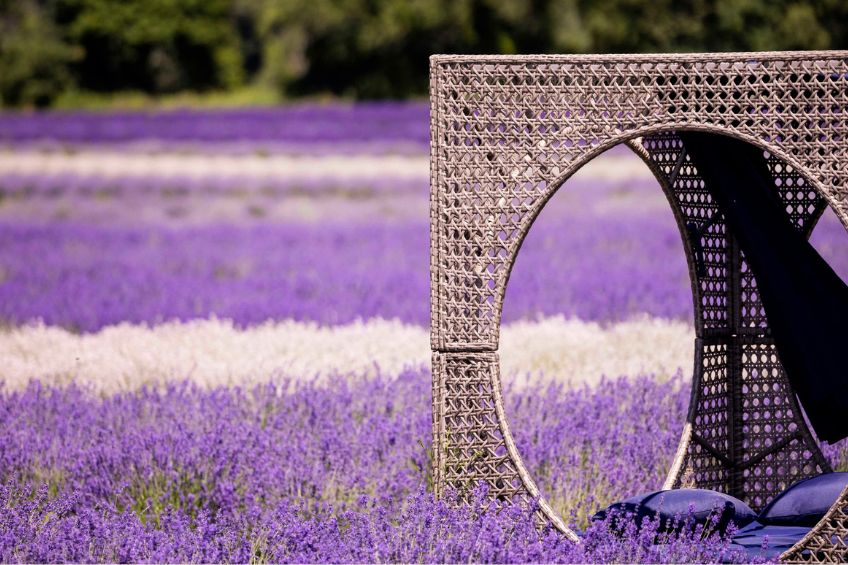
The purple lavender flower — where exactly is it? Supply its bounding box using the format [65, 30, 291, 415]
[0, 373, 803, 563]
[0, 103, 430, 154]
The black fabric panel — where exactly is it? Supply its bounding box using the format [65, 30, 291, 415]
[679, 131, 848, 444]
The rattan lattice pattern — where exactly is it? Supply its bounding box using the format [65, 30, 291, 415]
[429, 52, 848, 562]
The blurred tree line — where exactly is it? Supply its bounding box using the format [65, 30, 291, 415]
[1, 0, 846, 107]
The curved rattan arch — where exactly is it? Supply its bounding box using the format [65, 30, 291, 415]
[489, 124, 845, 342]
[429, 52, 848, 562]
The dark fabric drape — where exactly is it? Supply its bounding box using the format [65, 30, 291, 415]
[679, 131, 848, 444]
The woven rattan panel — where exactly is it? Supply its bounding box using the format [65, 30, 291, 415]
[670, 340, 732, 493]
[741, 155, 827, 332]
[738, 342, 829, 508]
[639, 132, 731, 334]
[431, 351, 575, 539]
[636, 131, 831, 511]
[430, 52, 848, 552]
[431, 52, 848, 351]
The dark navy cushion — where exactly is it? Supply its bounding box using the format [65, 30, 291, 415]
[727, 521, 811, 561]
[758, 472, 848, 527]
[592, 488, 757, 533]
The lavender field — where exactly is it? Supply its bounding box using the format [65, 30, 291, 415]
[1, 104, 846, 563]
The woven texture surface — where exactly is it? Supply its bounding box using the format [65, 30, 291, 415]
[429, 52, 848, 559]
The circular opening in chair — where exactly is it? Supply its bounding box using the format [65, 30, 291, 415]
[499, 141, 693, 527]
[495, 130, 848, 531]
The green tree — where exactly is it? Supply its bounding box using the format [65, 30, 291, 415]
[0, 0, 80, 107]
[1, 0, 848, 106]
[57, 0, 244, 93]
[252, 0, 848, 99]
[256, 0, 477, 98]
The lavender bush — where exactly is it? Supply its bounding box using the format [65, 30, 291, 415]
[0, 372, 801, 563]
[0, 481, 755, 563]
[0, 212, 695, 331]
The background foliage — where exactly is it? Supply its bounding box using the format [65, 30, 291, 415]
[1, 0, 847, 107]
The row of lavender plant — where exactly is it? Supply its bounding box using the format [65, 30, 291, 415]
[0, 103, 429, 152]
[0, 214, 693, 331]
[6, 370, 830, 563]
[4, 209, 845, 332]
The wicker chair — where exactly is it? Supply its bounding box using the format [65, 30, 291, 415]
[429, 52, 848, 562]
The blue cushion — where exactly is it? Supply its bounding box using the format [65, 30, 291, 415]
[758, 472, 848, 527]
[727, 521, 811, 561]
[592, 488, 757, 533]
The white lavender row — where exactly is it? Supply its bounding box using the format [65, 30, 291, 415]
[0, 316, 693, 394]
[0, 149, 652, 197]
